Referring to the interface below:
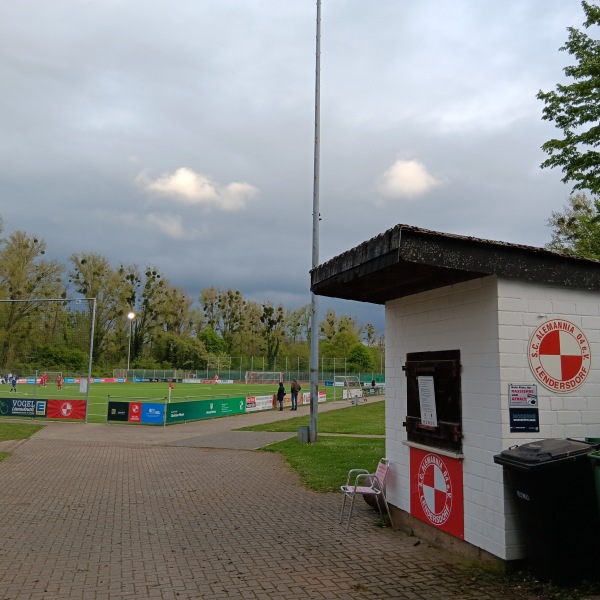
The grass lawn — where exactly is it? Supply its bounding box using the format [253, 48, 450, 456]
[262, 435, 385, 492]
[0, 422, 44, 441]
[238, 400, 385, 435]
[245, 402, 386, 492]
[0, 422, 44, 464]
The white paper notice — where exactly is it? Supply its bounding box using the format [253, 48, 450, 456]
[418, 376, 438, 427]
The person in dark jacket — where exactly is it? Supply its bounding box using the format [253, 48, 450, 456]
[276, 382, 286, 411]
[290, 379, 301, 410]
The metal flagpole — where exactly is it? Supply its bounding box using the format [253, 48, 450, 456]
[309, 0, 322, 443]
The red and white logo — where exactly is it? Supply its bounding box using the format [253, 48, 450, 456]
[529, 319, 591, 393]
[60, 402, 73, 417]
[417, 453, 452, 526]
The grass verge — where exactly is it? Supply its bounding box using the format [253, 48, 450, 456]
[238, 401, 385, 435]
[261, 436, 385, 492]
[0, 421, 44, 464]
[0, 422, 44, 441]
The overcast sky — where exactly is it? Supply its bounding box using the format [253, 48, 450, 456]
[0, 1, 586, 333]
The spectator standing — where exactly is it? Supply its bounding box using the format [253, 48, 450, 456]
[290, 379, 301, 411]
[276, 382, 286, 411]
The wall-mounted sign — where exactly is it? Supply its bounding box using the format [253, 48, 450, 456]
[509, 384, 537, 407]
[417, 376, 438, 427]
[410, 448, 464, 539]
[508, 385, 539, 433]
[528, 319, 591, 393]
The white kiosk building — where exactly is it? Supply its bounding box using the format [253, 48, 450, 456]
[311, 224, 600, 565]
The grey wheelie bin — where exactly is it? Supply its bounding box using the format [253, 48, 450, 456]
[494, 438, 599, 585]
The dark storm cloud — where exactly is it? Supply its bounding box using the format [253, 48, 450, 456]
[0, 1, 585, 334]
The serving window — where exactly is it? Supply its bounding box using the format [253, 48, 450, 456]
[403, 349, 462, 453]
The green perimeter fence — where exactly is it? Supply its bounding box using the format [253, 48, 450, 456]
[114, 368, 385, 385]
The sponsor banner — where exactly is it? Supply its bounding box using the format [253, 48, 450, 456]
[246, 395, 275, 412]
[301, 391, 326, 405]
[128, 402, 142, 423]
[410, 447, 464, 540]
[141, 403, 164, 424]
[166, 397, 245, 424]
[47, 400, 86, 420]
[107, 401, 130, 422]
[509, 407, 540, 433]
[0, 398, 37, 417]
[36, 401, 47, 417]
[180, 378, 235, 384]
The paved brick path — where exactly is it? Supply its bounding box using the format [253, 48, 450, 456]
[0, 405, 532, 600]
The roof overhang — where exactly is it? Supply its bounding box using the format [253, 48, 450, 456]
[310, 224, 600, 305]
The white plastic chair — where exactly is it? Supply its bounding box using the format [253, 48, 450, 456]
[339, 458, 394, 531]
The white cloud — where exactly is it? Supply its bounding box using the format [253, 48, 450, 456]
[92, 208, 207, 241]
[377, 159, 441, 200]
[138, 167, 258, 211]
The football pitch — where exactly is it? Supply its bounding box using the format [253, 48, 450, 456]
[1, 381, 337, 423]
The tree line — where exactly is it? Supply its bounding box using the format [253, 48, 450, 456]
[5, 3, 600, 374]
[0, 217, 383, 375]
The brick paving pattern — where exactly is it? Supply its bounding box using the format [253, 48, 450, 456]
[0, 409, 532, 600]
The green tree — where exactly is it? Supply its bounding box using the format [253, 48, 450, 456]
[69, 253, 131, 364]
[232, 300, 264, 361]
[0, 231, 65, 366]
[347, 343, 375, 372]
[285, 305, 310, 343]
[319, 310, 362, 359]
[152, 332, 207, 370]
[260, 303, 285, 369]
[199, 287, 245, 354]
[123, 266, 196, 366]
[546, 192, 600, 257]
[538, 1, 600, 194]
[199, 328, 227, 355]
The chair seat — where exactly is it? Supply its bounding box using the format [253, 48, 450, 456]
[340, 485, 381, 496]
[339, 458, 394, 531]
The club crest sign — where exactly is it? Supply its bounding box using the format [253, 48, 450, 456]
[410, 447, 464, 539]
[528, 319, 591, 393]
[417, 453, 452, 526]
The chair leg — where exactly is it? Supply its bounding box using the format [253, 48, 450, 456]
[381, 493, 395, 530]
[346, 494, 357, 532]
[339, 494, 348, 525]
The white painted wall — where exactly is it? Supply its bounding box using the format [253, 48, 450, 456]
[384, 275, 600, 561]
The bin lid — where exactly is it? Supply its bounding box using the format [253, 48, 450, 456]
[493, 438, 594, 470]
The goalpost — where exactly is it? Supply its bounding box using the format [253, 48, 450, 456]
[333, 375, 365, 403]
[244, 371, 284, 384]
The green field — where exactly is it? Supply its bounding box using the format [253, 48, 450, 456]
[0, 381, 348, 423]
